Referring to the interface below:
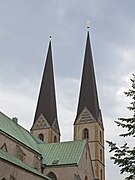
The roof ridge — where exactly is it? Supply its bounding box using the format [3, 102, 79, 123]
[0, 112, 40, 154]
[77, 139, 87, 165]
[38, 139, 85, 146]
[0, 111, 29, 133]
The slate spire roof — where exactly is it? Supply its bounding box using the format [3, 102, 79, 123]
[75, 31, 102, 123]
[32, 40, 60, 134]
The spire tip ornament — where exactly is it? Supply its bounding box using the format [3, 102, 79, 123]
[86, 20, 91, 29]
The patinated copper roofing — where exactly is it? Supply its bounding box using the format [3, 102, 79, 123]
[39, 140, 87, 166]
[0, 112, 42, 154]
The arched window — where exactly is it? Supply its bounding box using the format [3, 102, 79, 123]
[100, 149, 102, 161]
[38, 133, 44, 141]
[100, 169, 102, 180]
[47, 172, 57, 180]
[83, 128, 89, 139]
[2, 178, 6, 180]
[100, 131, 102, 143]
[54, 136, 57, 143]
[84, 176, 88, 180]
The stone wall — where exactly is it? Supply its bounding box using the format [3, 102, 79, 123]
[0, 160, 46, 180]
[0, 133, 41, 171]
[74, 122, 105, 180]
[77, 143, 94, 180]
[44, 165, 77, 180]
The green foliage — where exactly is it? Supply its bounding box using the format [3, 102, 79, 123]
[107, 74, 135, 180]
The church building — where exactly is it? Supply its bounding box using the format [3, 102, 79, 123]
[0, 30, 105, 180]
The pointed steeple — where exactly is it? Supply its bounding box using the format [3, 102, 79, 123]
[31, 40, 60, 134]
[75, 31, 102, 124]
[74, 30, 105, 180]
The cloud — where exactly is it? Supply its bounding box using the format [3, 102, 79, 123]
[0, 1, 135, 179]
[0, 78, 39, 130]
[56, 77, 79, 140]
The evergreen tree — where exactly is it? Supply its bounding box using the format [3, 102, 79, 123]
[107, 74, 135, 180]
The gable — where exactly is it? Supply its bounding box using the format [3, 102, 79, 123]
[32, 113, 51, 130]
[0, 143, 8, 152]
[52, 118, 60, 134]
[77, 143, 94, 179]
[16, 145, 26, 161]
[75, 107, 96, 125]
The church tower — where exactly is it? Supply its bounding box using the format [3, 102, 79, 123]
[74, 31, 105, 180]
[31, 39, 60, 143]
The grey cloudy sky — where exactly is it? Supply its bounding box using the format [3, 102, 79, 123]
[0, 0, 135, 179]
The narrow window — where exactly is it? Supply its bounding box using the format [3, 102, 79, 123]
[86, 152, 87, 160]
[100, 169, 102, 180]
[100, 149, 102, 161]
[85, 176, 88, 180]
[100, 131, 102, 143]
[38, 133, 44, 141]
[54, 136, 57, 143]
[83, 128, 89, 139]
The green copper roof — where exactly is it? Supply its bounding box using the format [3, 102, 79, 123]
[0, 112, 40, 154]
[31, 133, 44, 144]
[0, 149, 50, 180]
[39, 140, 87, 166]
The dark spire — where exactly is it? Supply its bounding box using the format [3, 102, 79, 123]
[75, 31, 102, 123]
[32, 40, 60, 134]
